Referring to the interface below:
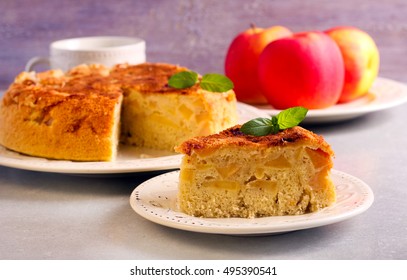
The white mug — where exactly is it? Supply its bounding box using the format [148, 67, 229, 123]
[25, 36, 146, 72]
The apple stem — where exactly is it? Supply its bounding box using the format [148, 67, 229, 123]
[250, 23, 257, 31]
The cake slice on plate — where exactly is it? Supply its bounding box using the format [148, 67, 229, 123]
[175, 118, 336, 218]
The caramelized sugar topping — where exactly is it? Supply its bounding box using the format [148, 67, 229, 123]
[176, 125, 334, 157]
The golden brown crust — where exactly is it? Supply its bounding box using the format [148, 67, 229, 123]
[2, 63, 227, 109]
[3, 65, 121, 106]
[109, 63, 204, 95]
[175, 125, 334, 157]
[0, 62, 205, 116]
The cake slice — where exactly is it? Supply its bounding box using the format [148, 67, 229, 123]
[175, 125, 336, 218]
[111, 63, 237, 151]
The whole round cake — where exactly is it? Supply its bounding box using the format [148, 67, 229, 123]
[0, 63, 237, 161]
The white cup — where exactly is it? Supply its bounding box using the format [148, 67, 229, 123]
[25, 36, 146, 72]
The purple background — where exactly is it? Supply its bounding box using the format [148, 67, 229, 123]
[1, 0, 407, 88]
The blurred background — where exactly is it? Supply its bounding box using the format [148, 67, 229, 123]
[1, 0, 406, 89]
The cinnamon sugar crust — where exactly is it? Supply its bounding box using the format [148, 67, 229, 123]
[2, 63, 205, 107]
[109, 63, 200, 94]
[175, 125, 334, 157]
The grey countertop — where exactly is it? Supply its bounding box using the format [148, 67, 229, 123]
[1, 102, 406, 260]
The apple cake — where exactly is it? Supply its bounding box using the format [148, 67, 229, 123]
[0, 63, 237, 161]
[175, 125, 336, 218]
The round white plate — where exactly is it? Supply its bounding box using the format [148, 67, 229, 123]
[0, 144, 182, 174]
[255, 77, 407, 124]
[0, 102, 267, 174]
[130, 170, 374, 235]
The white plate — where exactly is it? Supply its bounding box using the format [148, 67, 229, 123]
[0, 102, 267, 174]
[255, 77, 407, 124]
[0, 145, 182, 174]
[130, 170, 374, 235]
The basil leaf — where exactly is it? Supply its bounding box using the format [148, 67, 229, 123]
[240, 118, 274, 136]
[240, 107, 308, 136]
[200, 73, 234, 92]
[275, 106, 308, 129]
[168, 71, 198, 89]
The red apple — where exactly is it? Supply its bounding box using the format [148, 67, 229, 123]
[325, 26, 380, 103]
[258, 31, 345, 109]
[225, 25, 292, 104]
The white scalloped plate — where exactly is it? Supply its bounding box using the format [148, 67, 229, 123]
[0, 102, 268, 174]
[130, 170, 374, 235]
[255, 77, 407, 123]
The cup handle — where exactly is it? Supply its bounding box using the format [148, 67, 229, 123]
[25, 56, 50, 72]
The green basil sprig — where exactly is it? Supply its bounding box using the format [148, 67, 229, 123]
[240, 107, 308, 136]
[168, 71, 234, 93]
